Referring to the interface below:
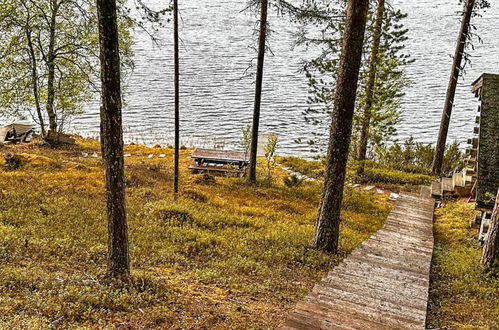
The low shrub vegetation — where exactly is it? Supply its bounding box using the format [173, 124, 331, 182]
[373, 138, 466, 176]
[427, 200, 499, 328]
[279, 156, 435, 188]
[0, 138, 391, 328]
[356, 165, 434, 186]
[277, 156, 324, 179]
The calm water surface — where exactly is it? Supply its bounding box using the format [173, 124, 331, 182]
[73, 0, 499, 157]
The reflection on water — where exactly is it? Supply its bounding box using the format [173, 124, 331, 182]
[73, 0, 499, 157]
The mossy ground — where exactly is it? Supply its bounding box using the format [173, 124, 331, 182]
[278, 156, 434, 191]
[427, 199, 499, 329]
[0, 139, 391, 328]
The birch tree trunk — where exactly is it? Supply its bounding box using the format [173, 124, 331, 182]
[26, 29, 46, 137]
[248, 0, 268, 183]
[313, 0, 370, 253]
[432, 0, 475, 175]
[96, 0, 130, 276]
[356, 0, 385, 173]
[46, 0, 59, 132]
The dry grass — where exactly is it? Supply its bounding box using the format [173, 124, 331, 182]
[427, 200, 499, 329]
[0, 138, 391, 329]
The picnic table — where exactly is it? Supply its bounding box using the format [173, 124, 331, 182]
[189, 148, 249, 177]
[0, 123, 33, 143]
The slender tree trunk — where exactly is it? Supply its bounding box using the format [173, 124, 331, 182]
[46, 0, 59, 132]
[313, 0, 369, 253]
[96, 0, 130, 276]
[26, 30, 46, 137]
[248, 0, 268, 183]
[173, 0, 180, 200]
[482, 190, 499, 272]
[356, 0, 385, 174]
[432, 0, 475, 175]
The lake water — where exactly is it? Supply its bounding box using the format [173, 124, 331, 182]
[73, 0, 499, 157]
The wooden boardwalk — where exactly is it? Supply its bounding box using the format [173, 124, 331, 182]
[282, 193, 435, 329]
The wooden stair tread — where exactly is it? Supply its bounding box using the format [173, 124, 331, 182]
[281, 194, 434, 329]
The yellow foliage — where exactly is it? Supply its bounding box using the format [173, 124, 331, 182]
[0, 139, 392, 328]
[427, 200, 499, 329]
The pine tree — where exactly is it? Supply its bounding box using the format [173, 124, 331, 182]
[96, 0, 130, 276]
[248, 0, 269, 183]
[314, 0, 369, 253]
[173, 0, 180, 199]
[356, 0, 385, 172]
[296, 1, 410, 158]
[432, 0, 476, 175]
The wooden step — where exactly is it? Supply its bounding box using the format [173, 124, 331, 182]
[466, 148, 478, 158]
[452, 172, 465, 188]
[467, 137, 478, 148]
[441, 177, 454, 192]
[420, 186, 431, 198]
[463, 167, 476, 184]
[431, 181, 443, 197]
[281, 194, 435, 329]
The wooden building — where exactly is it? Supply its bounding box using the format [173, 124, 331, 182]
[471, 73, 499, 210]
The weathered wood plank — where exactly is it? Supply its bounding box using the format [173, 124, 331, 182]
[280, 194, 434, 329]
[431, 181, 443, 197]
[190, 148, 247, 162]
[442, 177, 454, 192]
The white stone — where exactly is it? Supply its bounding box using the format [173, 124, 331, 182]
[389, 193, 400, 201]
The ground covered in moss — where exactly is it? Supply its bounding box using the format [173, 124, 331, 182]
[278, 156, 434, 189]
[0, 139, 392, 328]
[427, 200, 499, 329]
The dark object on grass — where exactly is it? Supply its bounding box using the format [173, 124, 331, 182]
[193, 174, 216, 185]
[184, 189, 208, 203]
[4, 153, 27, 171]
[159, 209, 194, 224]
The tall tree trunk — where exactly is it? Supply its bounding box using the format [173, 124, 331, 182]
[356, 0, 385, 174]
[313, 0, 369, 253]
[173, 0, 180, 200]
[432, 0, 475, 175]
[46, 0, 59, 132]
[482, 189, 499, 273]
[96, 0, 130, 276]
[248, 0, 269, 183]
[26, 30, 46, 137]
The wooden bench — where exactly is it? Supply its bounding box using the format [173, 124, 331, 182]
[190, 148, 248, 177]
